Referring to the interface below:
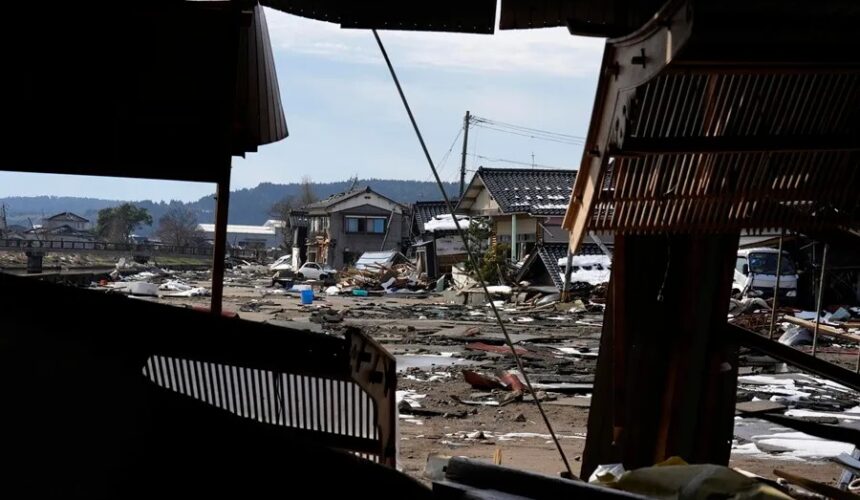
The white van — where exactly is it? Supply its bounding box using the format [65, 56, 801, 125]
[733, 247, 798, 302]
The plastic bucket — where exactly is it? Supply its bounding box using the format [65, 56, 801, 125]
[301, 289, 314, 305]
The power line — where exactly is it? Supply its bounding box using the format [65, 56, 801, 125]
[470, 122, 585, 145]
[472, 115, 585, 140]
[435, 127, 463, 175]
[422, 127, 463, 186]
[470, 115, 586, 145]
[468, 153, 573, 170]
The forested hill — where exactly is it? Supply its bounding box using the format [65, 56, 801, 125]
[1, 179, 458, 235]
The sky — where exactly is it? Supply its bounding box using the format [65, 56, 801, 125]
[0, 7, 604, 203]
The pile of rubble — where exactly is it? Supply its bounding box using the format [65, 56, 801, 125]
[95, 259, 213, 298]
[329, 261, 434, 296]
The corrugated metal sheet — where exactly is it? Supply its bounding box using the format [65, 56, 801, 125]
[564, 0, 860, 249]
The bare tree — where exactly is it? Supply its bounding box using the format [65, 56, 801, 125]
[299, 175, 318, 205]
[269, 195, 295, 249]
[156, 207, 203, 246]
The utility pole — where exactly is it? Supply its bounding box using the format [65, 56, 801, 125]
[459, 110, 471, 199]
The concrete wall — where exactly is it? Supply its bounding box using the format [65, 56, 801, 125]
[470, 184, 501, 215]
[496, 216, 537, 239]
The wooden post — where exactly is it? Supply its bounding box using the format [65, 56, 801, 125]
[510, 213, 517, 262]
[210, 164, 232, 316]
[561, 250, 573, 302]
[582, 234, 740, 477]
[768, 233, 784, 340]
[812, 244, 829, 357]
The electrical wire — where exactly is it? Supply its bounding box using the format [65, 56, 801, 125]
[471, 115, 586, 141]
[372, 29, 576, 479]
[470, 115, 586, 145]
[469, 153, 573, 170]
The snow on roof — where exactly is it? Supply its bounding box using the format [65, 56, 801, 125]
[557, 254, 611, 285]
[423, 213, 470, 233]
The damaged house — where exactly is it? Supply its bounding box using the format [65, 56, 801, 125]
[24, 211, 97, 243]
[302, 186, 408, 269]
[410, 200, 469, 279]
[456, 167, 576, 262]
[516, 242, 612, 291]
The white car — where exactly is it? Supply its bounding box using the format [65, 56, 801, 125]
[296, 262, 336, 281]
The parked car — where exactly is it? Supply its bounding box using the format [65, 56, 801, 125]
[296, 262, 336, 281]
[733, 247, 798, 302]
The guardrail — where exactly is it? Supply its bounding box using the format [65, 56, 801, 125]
[0, 238, 214, 257]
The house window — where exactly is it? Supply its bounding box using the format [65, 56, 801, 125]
[346, 217, 362, 233]
[345, 216, 386, 234]
[370, 218, 386, 234]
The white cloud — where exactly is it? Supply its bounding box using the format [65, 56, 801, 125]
[263, 8, 604, 78]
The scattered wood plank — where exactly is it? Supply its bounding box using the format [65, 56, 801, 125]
[546, 397, 591, 408]
[773, 469, 859, 500]
[735, 400, 786, 414]
[783, 316, 860, 344]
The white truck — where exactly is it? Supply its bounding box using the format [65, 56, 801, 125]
[733, 247, 798, 302]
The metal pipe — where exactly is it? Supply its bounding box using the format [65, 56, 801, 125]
[768, 232, 784, 340]
[510, 213, 518, 262]
[811, 243, 829, 357]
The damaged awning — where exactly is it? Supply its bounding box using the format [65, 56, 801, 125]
[562, 0, 860, 251]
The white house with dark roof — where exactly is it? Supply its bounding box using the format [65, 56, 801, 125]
[301, 186, 408, 269]
[43, 212, 89, 231]
[456, 167, 577, 261]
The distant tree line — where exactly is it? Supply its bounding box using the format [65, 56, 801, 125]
[2, 178, 459, 237]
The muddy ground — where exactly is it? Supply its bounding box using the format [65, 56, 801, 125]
[149, 283, 849, 486]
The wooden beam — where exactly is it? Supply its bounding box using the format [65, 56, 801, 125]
[730, 324, 860, 392]
[773, 470, 860, 500]
[210, 165, 232, 316]
[582, 234, 740, 477]
[782, 316, 860, 344]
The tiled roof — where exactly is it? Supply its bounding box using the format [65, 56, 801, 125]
[475, 168, 576, 216]
[45, 211, 89, 222]
[303, 187, 368, 210]
[534, 243, 565, 289]
[303, 186, 404, 213]
[412, 200, 451, 233]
